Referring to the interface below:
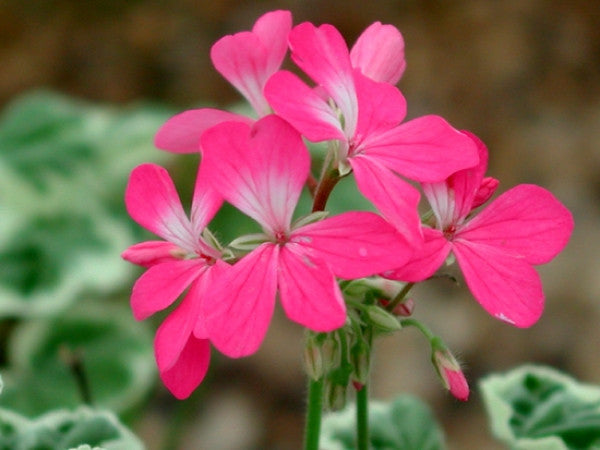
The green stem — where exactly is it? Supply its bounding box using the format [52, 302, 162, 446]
[385, 282, 415, 313]
[356, 381, 370, 450]
[399, 318, 436, 340]
[304, 377, 324, 450]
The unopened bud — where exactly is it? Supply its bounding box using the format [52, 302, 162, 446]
[431, 341, 469, 401]
[351, 341, 370, 385]
[364, 305, 402, 332]
[303, 340, 324, 380]
[325, 381, 347, 411]
[392, 298, 415, 317]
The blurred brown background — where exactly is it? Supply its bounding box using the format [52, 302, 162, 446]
[1, 0, 599, 448]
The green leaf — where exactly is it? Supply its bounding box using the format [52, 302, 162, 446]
[0, 406, 144, 450]
[0, 90, 175, 317]
[0, 301, 155, 417]
[480, 365, 600, 449]
[320, 395, 446, 450]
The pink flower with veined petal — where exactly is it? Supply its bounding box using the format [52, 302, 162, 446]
[153, 10, 292, 153]
[199, 115, 413, 358]
[386, 132, 574, 327]
[264, 22, 479, 245]
[122, 163, 226, 399]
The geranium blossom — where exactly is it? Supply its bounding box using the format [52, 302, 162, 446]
[264, 22, 479, 244]
[385, 132, 574, 327]
[122, 163, 226, 398]
[199, 115, 413, 358]
[153, 10, 291, 153]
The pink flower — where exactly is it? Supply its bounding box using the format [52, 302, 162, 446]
[264, 22, 479, 245]
[432, 346, 469, 401]
[153, 10, 292, 153]
[199, 115, 413, 358]
[386, 133, 574, 327]
[122, 163, 226, 399]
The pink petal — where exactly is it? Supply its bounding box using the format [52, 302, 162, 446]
[457, 184, 574, 265]
[251, 10, 292, 75]
[159, 336, 211, 400]
[154, 269, 215, 372]
[204, 243, 279, 358]
[264, 71, 346, 142]
[383, 228, 452, 282]
[360, 115, 479, 182]
[289, 22, 358, 136]
[154, 109, 252, 153]
[350, 22, 406, 84]
[154, 286, 199, 373]
[349, 157, 422, 247]
[453, 240, 544, 327]
[277, 245, 346, 332]
[200, 115, 309, 234]
[353, 71, 406, 143]
[211, 11, 291, 117]
[194, 260, 230, 339]
[125, 164, 195, 250]
[292, 211, 414, 279]
[121, 241, 183, 267]
[190, 162, 223, 238]
[211, 33, 272, 117]
[472, 177, 499, 209]
[130, 259, 205, 320]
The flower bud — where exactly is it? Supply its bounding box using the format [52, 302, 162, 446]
[364, 305, 402, 332]
[325, 381, 347, 411]
[303, 339, 324, 380]
[351, 340, 370, 386]
[431, 343, 469, 401]
[391, 297, 415, 317]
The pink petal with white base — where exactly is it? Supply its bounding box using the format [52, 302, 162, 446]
[289, 23, 358, 136]
[350, 157, 422, 247]
[292, 211, 413, 279]
[125, 164, 194, 250]
[350, 22, 406, 84]
[159, 335, 211, 400]
[424, 130, 490, 223]
[277, 245, 346, 332]
[453, 239, 544, 327]
[265, 71, 346, 142]
[131, 259, 206, 320]
[154, 109, 251, 153]
[121, 241, 182, 268]
[383, 227, 452, 282]
[361, 115, 479, 182]
[201, 115, 309, 234]
[204, 243, 279, 358]
[458, 185, 574, 265]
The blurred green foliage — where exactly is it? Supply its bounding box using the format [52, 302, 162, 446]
[481, 365, 600, 449]
[320, 395, 446, 450]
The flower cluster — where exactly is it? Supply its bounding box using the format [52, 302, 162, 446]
[122, 10, 573, 400]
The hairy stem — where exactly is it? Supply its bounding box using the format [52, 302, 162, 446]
[304, 377, 324, 450]
[356, 382, 370, 450]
